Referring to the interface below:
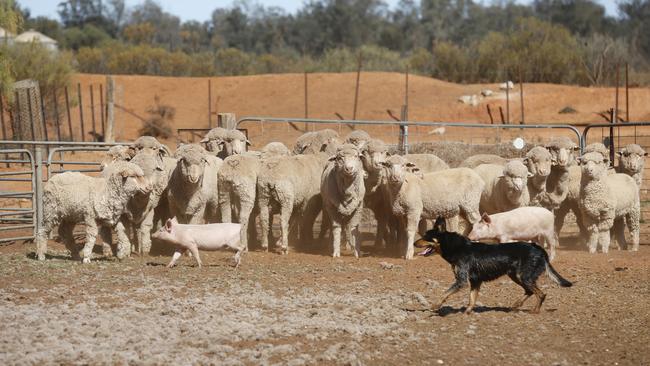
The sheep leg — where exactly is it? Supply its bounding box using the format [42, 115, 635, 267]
[239, 201, 255, 252]
[58, 222, 80, 260]
[219, 190, 232, 223]
[612, 218, 627, 251]
[36, 223, 52, 261]
[81, 220, 99, 263]
[405, 213, 419, 260]
[135, 210, 155, 255]
[586, 228, 599, 254]
[98, 226, 115, 257]
[599, 230, 611, 254]
[544, 232, 558, 262]
[554, 201, 570, 238]
[279, 198, 294, 255]
[331, 219, 342, 258]
[374, 210, 387, 248]
[446, 215, 460, 234]
[626, 211, 640, 251]
[349, 212, 362, 259]
[258, 195, 271, 251]
[114, 221, 131, 259]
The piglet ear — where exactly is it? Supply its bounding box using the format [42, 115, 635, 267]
[481, 212, 491, 224]
[165, 218, 174, 232]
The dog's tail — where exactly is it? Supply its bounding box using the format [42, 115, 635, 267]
[545, 262, 572, 287]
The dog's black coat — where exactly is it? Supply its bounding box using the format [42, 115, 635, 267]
[416, 219, 571, 313]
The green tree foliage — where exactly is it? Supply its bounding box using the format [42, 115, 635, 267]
[0, 0, 23, 97]
[5, 42, 74, 96]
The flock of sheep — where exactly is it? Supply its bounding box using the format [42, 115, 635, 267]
[34, 127, 647, 265]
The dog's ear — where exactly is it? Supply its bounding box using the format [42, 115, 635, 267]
[433, 217, 446, 232]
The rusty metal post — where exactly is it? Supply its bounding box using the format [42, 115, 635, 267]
[65, 86, 73, 141]
[519, 65, 525, 125]
[505, 73, 510, 124]
[105, 76, 115, 143]
[208, 79, 212, 128]
[89, 84, 97, 140]
[99, 83, 105, 136]
[353, 53, 362, 120]
[486, 104, 494, 124]
[0, 92, 7, 140]
[52, 89, 62, 141]
[77, 83, 85, 142]
[304, 71, 308, 119]
[499, 106, 505, 124]
[609, 108, 615, 166]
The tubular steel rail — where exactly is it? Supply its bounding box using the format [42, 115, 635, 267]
[179, 117, 583, 155]
[0, 141, 131, 243]
[0, 149, 38, 243]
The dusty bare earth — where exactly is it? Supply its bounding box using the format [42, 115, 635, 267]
[0, 238, 648, 365]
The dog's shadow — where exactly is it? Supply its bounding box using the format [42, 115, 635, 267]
[435, 305, 514, 316]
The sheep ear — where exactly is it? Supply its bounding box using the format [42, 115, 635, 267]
[200, 137, 209, 143]
[645, 152, 648, 157]
[572, 146, 580, 151]
[246, 139, 252, 146]
[160, 145, 172, 157]
[328, 155, 337, 161]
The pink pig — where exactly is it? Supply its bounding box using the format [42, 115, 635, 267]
[152, 217, 244, 268]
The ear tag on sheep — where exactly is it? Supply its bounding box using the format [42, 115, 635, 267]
[513, 137, 525, 150]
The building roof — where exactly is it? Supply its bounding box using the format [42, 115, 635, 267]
[14, 29, 57, 44]
[0, 27, 16, 38]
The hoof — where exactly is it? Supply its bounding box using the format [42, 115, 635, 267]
[37, 254, 45, 261]
[82, 257, 91, 264]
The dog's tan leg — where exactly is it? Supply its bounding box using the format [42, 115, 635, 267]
[509, 273, 532, 310]
[465, 285, 480, 314]
[530, 285, 547, 314]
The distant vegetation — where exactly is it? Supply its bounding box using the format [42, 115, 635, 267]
[5, 0, 650, 86]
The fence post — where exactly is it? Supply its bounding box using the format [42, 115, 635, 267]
[77, 83, 85, 142]
[218, 113, 236, 129]
[399, 105, 408, 154]
[34, 147, 43, 239]
[352, 53, 362, 120]
[89, 84, 97, 140]
[208, 79, 212, 128]
[99, 83, 105, 137]
[105, 76, 115, 143]
[52, 88, 62, 141]
[64, 86, 73, 141]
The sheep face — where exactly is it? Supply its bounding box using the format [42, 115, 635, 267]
[101, 145, 134, 170]
[133, 136, 171, 158]
[500, 161, 531, 194]
[545, 137, 579, 167]
[203, 138, 225, 155]
[578, 152, 609, 180]
[224, 130, 250, 156]
[382, 155, 416, 186]
[345, 130, 371, 151]
[178, 155, 207, 184]
[107, 161, 152, 195]
[330, 145, 364, 179]
[618, 145, 647, 175]
[524, 147, 552, 178]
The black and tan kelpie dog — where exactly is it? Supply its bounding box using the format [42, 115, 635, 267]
[414, 218, 572, 314]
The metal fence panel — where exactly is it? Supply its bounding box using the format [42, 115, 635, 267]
[0, 149, 36, 243]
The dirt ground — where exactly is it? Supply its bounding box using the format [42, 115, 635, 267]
[0, 237, 648, 365]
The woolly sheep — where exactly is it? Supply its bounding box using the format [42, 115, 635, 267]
[577, 152, 640, 253]
[257, 151, 330, 253]
[474, 160, 531, 214]
[344, 130, 371, 150]
[554, 143, 609, 240]
[321, 144, 366, 258]
[119, 151, 177, 255]
[218, 142, 291, 251]
[36, 161, 152, 263]
[360, 139, 394, 247]
[536, 136, 580, 211]
[294, 129, 340, 154]
[459, 154, 508, 169]
[523, 146, 553, 205]
[617, 144, 647, 188]
[404, 153, 449, 173]
[201, 127, 229, 158]
[167, 144, 222, 224]
[132, 136, 172, 157]
[101, 145, 135, 169]
[381, 155, 484, 259]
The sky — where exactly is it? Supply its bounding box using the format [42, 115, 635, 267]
[19, 0, 621, 23]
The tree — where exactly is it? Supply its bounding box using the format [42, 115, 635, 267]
[618, 0, 650, 62]
[533, 0, 608, 36]
[0, 0, 23, 97]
